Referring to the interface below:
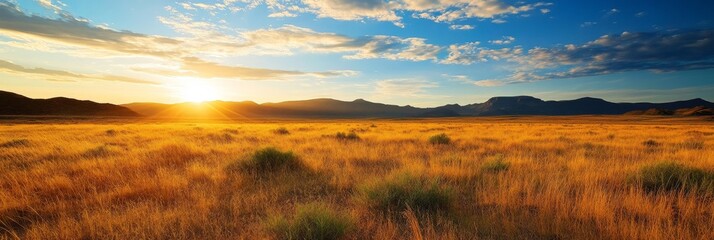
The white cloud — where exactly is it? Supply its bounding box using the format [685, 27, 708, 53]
[489, 36, 515, 45]
[0, 59, 156, 84]
[449, 24, 474, 30]
[173, 0, 551, 28]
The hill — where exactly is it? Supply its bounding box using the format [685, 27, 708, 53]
[123, 95, 714, 119]
[2, 90, 712, 118]
[0, 90, 139, 116]
[626, 106, 714, 116]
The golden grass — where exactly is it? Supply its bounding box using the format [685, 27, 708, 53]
[1, 116, 713, 239]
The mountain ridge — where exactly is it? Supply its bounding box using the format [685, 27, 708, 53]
[1, 90, 712, 118]
[0, 90, 139, 116]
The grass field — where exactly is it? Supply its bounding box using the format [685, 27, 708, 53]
[1, 116, 713, 239]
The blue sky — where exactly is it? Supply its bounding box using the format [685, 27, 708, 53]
[0, 0, 713, 106]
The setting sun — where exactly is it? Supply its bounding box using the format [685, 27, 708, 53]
[177, 80, 219, 103]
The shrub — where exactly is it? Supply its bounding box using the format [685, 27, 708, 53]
[83, 145, 112, 158]
[335, 132, 359, 141]
[428, 133, 451, 145]
[206, 133, 234, 143]
[679, 138, 705, 150]
[358, 172, 452, 213]
[232, 147, 304, 172]
[152, 144, 203, 167]
[274, 127, 290, 135]
[636, 162, 714, 193]
[0, 139, 30, 148]
[267, 203, 353, 240]
[642, 140, 660, 148]
[482, 159, 510, 172]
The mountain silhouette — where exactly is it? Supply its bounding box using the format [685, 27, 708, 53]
[0, 90, 138, 116]
[626, 106, 713, 116]
[1, 90, 712, 118]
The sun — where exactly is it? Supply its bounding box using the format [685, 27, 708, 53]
[177, 80, 219, 103]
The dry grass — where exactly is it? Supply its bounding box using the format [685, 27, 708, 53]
[1, 116, 713, 239]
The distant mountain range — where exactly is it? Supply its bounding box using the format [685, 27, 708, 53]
[1, 90, 712, 118]
[0, 90, 137, 116]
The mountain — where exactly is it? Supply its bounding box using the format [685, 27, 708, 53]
[459, 96, 714, 116]
[122, 95, 714, 119]
[626, 106, 713, 116]
[123, 98, 426, 119]
[2, 90, 712, 118]
[0, 90, 138, 116]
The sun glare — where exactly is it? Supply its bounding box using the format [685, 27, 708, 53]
[177, 80, 219, 103]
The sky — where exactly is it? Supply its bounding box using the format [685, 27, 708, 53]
[0, 0, 713, 107]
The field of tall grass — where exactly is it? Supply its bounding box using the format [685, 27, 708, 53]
[1, 117, 713, 239]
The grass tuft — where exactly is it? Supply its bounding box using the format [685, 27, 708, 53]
[428, 133, 451, 145]
[274, 127, 291, 135]
[482, 158, 510, 173]
[335, 132, 360, 141]
[0, 139, 30, 148]
[679, 138, 705, 150]
[642, 140, 660, 148]
[267, 202, 353, 240]
[358, 172, 452, 214]
[636, 162, 714, 193]
[230, 147, 304, 173]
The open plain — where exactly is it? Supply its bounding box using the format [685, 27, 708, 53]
[1, 116, 713, 239]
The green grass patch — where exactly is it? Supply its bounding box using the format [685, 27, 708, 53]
[274, 127, 291, 135]
[267, 202, 354, 240]
[358, 172, 452, 213]
[228, 147, 305, 173]
[482, 158, 510, 173]
[428, 133, 451, 145]
[636, 162, 714, 193]
[335, 132, 359, 141]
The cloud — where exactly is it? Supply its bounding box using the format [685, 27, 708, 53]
[410, 0, 551, 22]
[37, 0, 63, 12]
[135, 57, 356, 80]
[157, 9, 442, 61]
[605, 8, 619, 17]
[449, 24, 474, 30]
[444, 74, 502, 86]
[441, 29, 714, 86]
[302, 0, 402, 26]
[175, 0, 551, 27]
[0, 3, 362, 83]
[0, 59, 156, 84]
[441, 42, 523, 65]
[0, 2, 184, 58]
[236, 25, 442, 61]
[489, 36, 515, 45]
[580, 21, 597, 27]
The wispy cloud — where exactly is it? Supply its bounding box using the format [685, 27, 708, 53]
[174, 0, 552, 28]
[0, 2, 363, 81]
[0, 2, 184, 58]
[489, 36, 516, 45]
[0, 59, 156, 84]
[134, 57, 357, 80]
[449, 24, 475, 30]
